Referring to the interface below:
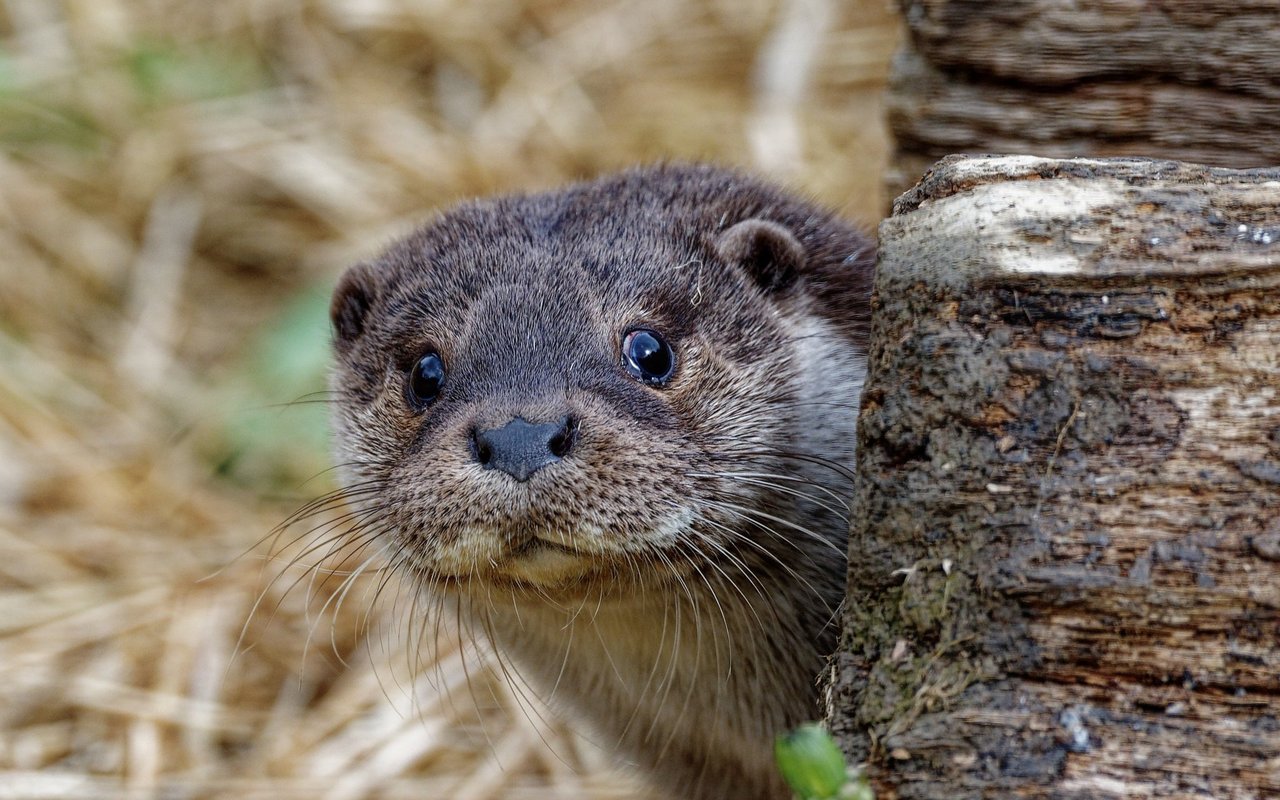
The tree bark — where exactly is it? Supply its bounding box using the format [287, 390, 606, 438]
[828, 155, 1280, 799]
[886, 1, 1280, 199]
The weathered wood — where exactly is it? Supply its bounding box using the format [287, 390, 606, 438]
[886, 1, 1280, 199]
[829, 155, 1280, 799]
[898, 0, 1280, 93]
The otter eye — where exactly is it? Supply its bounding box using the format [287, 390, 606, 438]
[406, 351, 445, 411]
[621, 328, 675, 386]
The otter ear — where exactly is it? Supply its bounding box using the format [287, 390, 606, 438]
[330, 262, 380, 350]
[714, 218, 806, 293]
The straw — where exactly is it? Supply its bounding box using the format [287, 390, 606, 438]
[0, 0, 896, 796]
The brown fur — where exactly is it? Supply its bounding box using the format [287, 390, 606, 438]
[328, 163, 874, 799]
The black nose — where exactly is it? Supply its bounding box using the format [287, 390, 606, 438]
[471, 416, 575, 482]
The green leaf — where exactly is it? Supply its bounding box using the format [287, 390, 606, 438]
[775, 724, 848, 800]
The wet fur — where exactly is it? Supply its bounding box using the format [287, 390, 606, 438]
[328, 164, 873, 799]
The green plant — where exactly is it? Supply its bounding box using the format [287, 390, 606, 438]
[774, 724, 873, 800]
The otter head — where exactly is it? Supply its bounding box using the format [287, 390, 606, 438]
[328, 165, 869, 601]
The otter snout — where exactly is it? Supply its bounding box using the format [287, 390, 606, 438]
[471, 415, 576, 482]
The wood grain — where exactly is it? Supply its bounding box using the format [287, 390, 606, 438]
[885, 1, 1280, 200]
[897, 0, 1280, 93]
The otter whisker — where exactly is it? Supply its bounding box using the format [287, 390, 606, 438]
[641, 547, 691, 748]
[293, 511, 397, 633]
[615, 569, 675, 746]
[233, 498, 394, 667]
[677, 538, 736, 679]
[648, 545, 713, 761]
[699, 497, 845, 559]
[695, 502, 836, 612]
[269, 472, 391, 528]
[691, 470, 852, 522]
[215, 479, 388, 585]
[306, 544, 390, 670]
[297, 515, 399, 662]
[681, 520, 779, 625]
[475, 608, 572, 764]
[655, 537, 734, 769]
[696, 468, 853, 509]
[733, 448, 859, 484]
[452, 586, 499, 755]
[300, 509, 395, 614]
[252, 490, 393, 582]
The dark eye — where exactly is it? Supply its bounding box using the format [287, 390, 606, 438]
[621, 328, 675, 386]
[406, 351, 445, 411]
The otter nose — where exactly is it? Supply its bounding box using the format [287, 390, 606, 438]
[471, 416, 575, 482]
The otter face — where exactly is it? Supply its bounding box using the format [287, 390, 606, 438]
[327, 166, 866, 600]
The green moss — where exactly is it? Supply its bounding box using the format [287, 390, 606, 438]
[844, 564, 993, 741]
[897, 560, 959, 634]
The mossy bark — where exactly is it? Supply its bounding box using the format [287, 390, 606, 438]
[829, 155, 1280, 799]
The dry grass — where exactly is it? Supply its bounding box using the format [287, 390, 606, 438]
[0, 0, 897, 796]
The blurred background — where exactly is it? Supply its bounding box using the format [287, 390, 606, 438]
[0, 0, 897, 797]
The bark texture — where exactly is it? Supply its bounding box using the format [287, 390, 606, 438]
[829, 155, 1280, 799]
[887, 1, 1280, 199]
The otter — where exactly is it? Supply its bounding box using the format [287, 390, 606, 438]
[327, 163, 873, 800]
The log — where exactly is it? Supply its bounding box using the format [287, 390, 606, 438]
[828, 155, 1280, 799]
[886, 1, 1280, 199]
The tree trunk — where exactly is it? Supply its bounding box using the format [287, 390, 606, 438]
[828, 155, 1280, 799]
[886, 1, 1280, 199]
